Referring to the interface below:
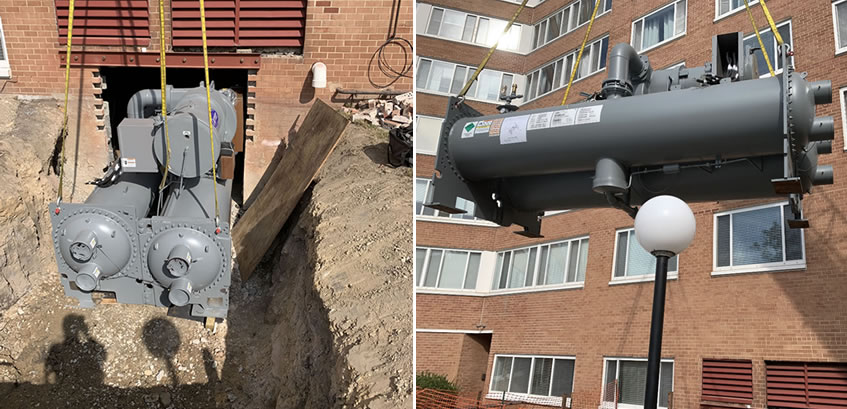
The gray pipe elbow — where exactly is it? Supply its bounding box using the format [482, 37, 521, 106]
[126, 86, 174, 118]
[810, 80, 832, 105]
[602, 43, 650, 98]
[813, 165, 833, 186]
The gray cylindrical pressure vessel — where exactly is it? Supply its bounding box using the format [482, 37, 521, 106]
[162, 177, 232, 222]
[502, 155, 786, 212]
[447, 75, 826, 181]
[85, 173, 158, 219]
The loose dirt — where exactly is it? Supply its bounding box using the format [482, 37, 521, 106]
[0, 100, 413, 409]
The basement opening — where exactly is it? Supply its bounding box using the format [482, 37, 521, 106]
[99, 67, 249, 204]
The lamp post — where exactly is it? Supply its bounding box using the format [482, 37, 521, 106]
[634, 195, 696, 409]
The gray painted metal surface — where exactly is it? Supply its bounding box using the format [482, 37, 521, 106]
[50, 84, 236, 318]
[427, 38, 835, 236]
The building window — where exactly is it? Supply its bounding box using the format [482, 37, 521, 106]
[701, 359, 753, 406]
[603, 358, 674, 409]
[713, 202, 805, 274]
[492, 237, 588, 290]
[416, 57, 516, 103]
[632, 0, 687, 52]
[716, 0, 758, 20]
[532, 0, 612, 50]
[841, 87, 847, 150]
[765, 361, 847, 408]
[424, 6, 522, 51]
[489, 355, 575, 404]
[415, 178, 476, 220]
[0, 17, 10, 78]
[743, 20, 793, 77]
[835, 0, 847, 54]
[613, 229, 679, 282]
[526, 36, 608, 102]
[416, 247, 482, 290]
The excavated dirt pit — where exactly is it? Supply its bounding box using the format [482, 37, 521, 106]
[0, 95, 413, 408]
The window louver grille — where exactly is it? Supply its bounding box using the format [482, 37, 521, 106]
[766, 361, 847, 408]
[171, 0, 306, 48]
[55, 0, 150, 46]
[701, 359, 753, 406]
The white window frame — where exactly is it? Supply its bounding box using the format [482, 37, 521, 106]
[415, 57, 518, 104]
[631, 0, 687, 53]
[531, 0, 612, 51]
[601, 357, 674, 409]
[422, 6, 522, 51]
[715, 0, 759, 21]
[841, 86, 847, 151]
[743, 20, 794, 78]
[415, 177, 497, 226]
[0, 17, 10, 78]
[491, 236, 589, 292]
[834, 0, 847, 55]
[711, 201, 806, 276]
[525, 35, 609, 103]
[611, 228, 679, 285]
[416, 247, 483, 290]
[487, 354, 576, 407]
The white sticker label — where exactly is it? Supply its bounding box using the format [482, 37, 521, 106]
[500, 115, 529, 145]
[121, 158, 137, 168]
[527, 112, 553, 130]
[550, 109, 577, 128]
[475, 120, 492, 134]
[575, 105, 603, 124]
[461, 122, 476, 138]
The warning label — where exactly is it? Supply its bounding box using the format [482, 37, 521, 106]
[527, 112, 553, 131]
[550, 109, 577, 128]
[475, 120, 492, 134]
[121, 157, 137, 168]
[575, 105, 603, 124]
[461, 122, 476, 138]
[500, 115, 529, 145]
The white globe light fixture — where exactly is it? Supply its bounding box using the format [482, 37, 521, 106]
[634, 195, 696, 256]
[634, 195, 695, 409]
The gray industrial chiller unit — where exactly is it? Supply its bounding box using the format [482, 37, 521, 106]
[426, 33, 835, 236]
[50, 84, 237, 319]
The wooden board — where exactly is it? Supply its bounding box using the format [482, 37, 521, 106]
[232, 99, 349, 280]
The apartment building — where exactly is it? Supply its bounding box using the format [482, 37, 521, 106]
[0, 0, 412, 200]
[415, 1, 847, 408]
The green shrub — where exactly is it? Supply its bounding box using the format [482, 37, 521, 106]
[417, 371, 459, 392]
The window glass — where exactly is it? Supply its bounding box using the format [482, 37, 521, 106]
[415, 179, 428, 215]
[462, 15, 476, 42]
[476, 18, 490, 45]
[415, 248, 427, 285]
[427, 9, 443, 35]
[438, 250, 468, 288]
[743, 21, 793, 76]
[837, 1, 847, 50]
[500, 74, 513, 96]
[477, 70, 502, 101]
[425, 61, 453, 93]
[547, 242, 568, 284]
[423, 250, 442, 287]
[640, 4, 675, 51]
[509, 357, 532, 393]
[551, 359, 575, 396]
[464, 253, 481, 289]
[715, 202, 804, 270]
[439, 9, 465, 40]
[547, 12, 562, 43]
[508, 249, 529, 288]
[578, 0, 592, 25]
[531, 358, 554, 395]
[416, 60, 431, 89]
[539, 63, 555, 96]
[659, 362, 673, 407]
[450, 66, 467, 95]
[615, 230, 679, 278]
[492, 357, 512, 392]
[619, 360, 647, 405]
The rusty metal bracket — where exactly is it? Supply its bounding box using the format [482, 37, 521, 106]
[59, 51, 261, 69]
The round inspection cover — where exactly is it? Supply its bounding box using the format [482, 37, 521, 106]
[147, 227, 222, 292]
[153, 113, 220, 178]
[58, 212, 133, 276]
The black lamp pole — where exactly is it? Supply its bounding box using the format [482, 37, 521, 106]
[644, 251, 673, 409]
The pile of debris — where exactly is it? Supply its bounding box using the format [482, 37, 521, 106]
[346, 92, 413, 129]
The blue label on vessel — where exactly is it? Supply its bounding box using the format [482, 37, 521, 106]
[211, 109, 219, 128]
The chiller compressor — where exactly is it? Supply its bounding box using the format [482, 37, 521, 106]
[425, 33, 835, 237]
[50, 83, 237, 320]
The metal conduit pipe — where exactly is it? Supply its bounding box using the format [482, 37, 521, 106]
[126, 85, 176, 118]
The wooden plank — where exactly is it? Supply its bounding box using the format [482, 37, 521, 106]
[232, 99, 349, 280]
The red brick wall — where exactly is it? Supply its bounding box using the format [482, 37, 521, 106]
[416, 332, 464, 381]
[416, 1, 847, 408]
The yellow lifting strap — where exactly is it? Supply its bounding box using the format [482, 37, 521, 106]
[56, 0, 75, 208]
[157, 0, 171, 192]
[743, 0, 776, 77]
[561, 0, 602, 105]
[457, 0, 528, 99]
[199, 0, 221, 228]
[759, 0, 784, 46]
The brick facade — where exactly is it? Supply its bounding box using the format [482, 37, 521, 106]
[416, 1, 847, 408]
[0, 0, 412, 198]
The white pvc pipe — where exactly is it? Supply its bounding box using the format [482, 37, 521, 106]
[312, 62, 327, 89]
